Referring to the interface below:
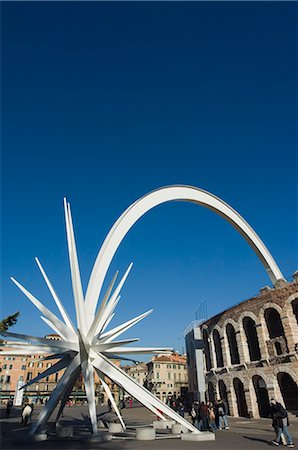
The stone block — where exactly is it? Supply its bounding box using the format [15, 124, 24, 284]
[172, 424, 189, 434]
[82, 433, 112, 442]
[31, 433, 48, 442]
[153, 420, 175, 429]
[181, 431, 215, 441]
[108, 422, 124, 433]
[136, 427, 156, 440]
[56, 426, 73, 437]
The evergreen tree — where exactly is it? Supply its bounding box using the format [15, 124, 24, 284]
[0, 312, 19, 333]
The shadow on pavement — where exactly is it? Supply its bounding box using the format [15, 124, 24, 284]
[243, 435, 271, 445]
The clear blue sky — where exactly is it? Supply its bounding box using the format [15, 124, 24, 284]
[1, 2, 297, 358]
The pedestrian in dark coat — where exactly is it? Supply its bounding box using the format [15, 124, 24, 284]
[270, 399, 294, 447]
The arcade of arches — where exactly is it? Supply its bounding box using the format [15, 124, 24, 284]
[197, 273, 298, 419]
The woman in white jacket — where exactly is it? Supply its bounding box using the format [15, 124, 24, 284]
[21, 404, 32, 425]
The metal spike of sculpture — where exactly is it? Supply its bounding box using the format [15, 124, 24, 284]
[1, 185, 284, 435]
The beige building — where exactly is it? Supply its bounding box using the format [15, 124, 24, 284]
[146, 353, 188, 402]
[122, 363, 148, 387]
[0, 346, 27, 398]
[186, 272, 298, 418]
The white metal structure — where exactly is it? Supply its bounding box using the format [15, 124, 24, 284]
[1, 185, 284, 436]
[86, 185, 284, 322]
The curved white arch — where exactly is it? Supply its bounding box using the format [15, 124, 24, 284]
[85, 185, 284, 322]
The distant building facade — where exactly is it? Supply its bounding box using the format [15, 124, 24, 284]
[145, 353, 188, 402]
[0, 334, 119, 404]
[185, 272, 298, 418]
[122, 363, 148, 387]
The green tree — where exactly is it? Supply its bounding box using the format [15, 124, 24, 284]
[0, 311, 19, 333]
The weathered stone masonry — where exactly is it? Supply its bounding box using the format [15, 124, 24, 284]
[200, 272, 298, 418]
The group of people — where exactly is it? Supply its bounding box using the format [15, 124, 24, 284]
[190, 398, 229, 432]
[167, 396, 185, 417]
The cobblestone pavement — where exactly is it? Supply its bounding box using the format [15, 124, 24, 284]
[1, 404, 297, 450]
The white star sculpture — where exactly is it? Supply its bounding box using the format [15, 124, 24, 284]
[1, 199, 198, 435]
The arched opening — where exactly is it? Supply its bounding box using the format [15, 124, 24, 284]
[252, 375, 270, 417]
[243, 317, 261, 361]
[226, 323, 240, 365]
[207, 381, 216, 404]
[218, 379, 230, 415]
[274, 342, 282, 356]
[292, 299, 298, 324]
[265, 308, 285, 339]
[202, 329, 212, 371]
[213, 329, 224, 368]
[264, 308, 288, 354]
[277, 372, 298, 411]
[233, 378, 248, 417]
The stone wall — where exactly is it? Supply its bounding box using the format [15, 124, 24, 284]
[199, 274, 298, 418]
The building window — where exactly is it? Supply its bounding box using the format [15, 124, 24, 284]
[292, 299, 298, 324]
[29, 362, 34, 368]
[26, 372, 32, 381]
[265, 308, 283, 338]
[9, 364, 13, 370]
[243, 316, 261, 361]
[156, 372, 159, 379]
[3, 364, 7, 369]
[45, 385, 48, 391]
[19, 376, 24, 381]
[275, 342, 282, 355]
[213, 329, 224, 368]
[38, 362, 43, 368]
[46, 363, 52, 368]
[6, 375, 11, 383]
[21, 357, 26, 361]
[55, 373, 59, 382]
[21, 365, 26, 370]
[226, 323, 240, 365]
[264, 308, 288, 353]
[167, 372, 171, 379]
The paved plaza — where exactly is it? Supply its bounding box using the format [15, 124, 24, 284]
[1, 404, 297, 450]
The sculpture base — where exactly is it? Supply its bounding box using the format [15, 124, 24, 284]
[82, 433, 112, 442]
[136, 427, 156, 440]
[181, 431, 215, 441]
[153, 420, 175, 430]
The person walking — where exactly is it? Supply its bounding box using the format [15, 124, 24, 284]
[30, 402, 34, 421]
[21, 404, 32, 425]
[192, 401, 200, 429]
[107, 398, 112, 412]
[207, 401, 217, 432]
[215, 398, 229, 430]
[190, 402, 197, 426]
[198, 401, 209, 431]
[6, 398, 13, 417]
[270, 398, 294, 448]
